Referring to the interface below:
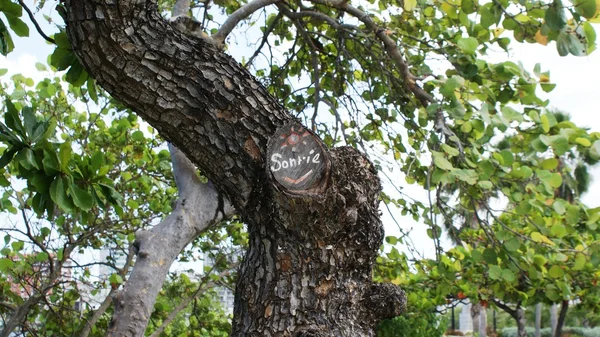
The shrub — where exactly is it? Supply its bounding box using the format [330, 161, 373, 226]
[500, 327, 600, 337]
[377, 312, 446, 337]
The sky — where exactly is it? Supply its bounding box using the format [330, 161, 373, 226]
[1, 1, 599, 260]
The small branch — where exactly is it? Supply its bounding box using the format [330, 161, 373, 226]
[308, 0, 434, 107]
[212, 0, 281, 45]
[246, 12, 283, 68]
[16, 0, 55, 44]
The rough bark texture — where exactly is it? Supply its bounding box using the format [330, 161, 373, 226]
[63, 1, 405, 336]
[471, 302, 480, 335]
[479, 306, 487, 337]
[516, 307, 527, 337]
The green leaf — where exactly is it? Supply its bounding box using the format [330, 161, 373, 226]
[573, 253, 586, 270]
[0, 147, 18, 169]
[457, 37, 479, 54]
[489, 265, 502, 280]
[0, 258, 14, 272]
[548, 265, 565, 278]
[574, 0, 597, 19]
[550, 223, 567, 237]
[70, 183, 93, 211]
[21, 107, 36, 138]
[575, 137, 592, 147]
[404, 0, 417, 11]
[504, 237, 520, 252]
[36, 251, 49, 262]
[50, 177, 74, 212]
[552, 200, 567, 215]
[0, 19, 15, 56]
[0, 0, 23, 16]
[545, 3, 566, 30]
[109, 273, 123, 285]
[502, 269, 516, 282]
[540, 158, 558, 170]
[478, 180, 493, 189]
[433, 154, 453, 171]
[59, 142, 72, 172]
[99, 183, 123, 206]
[4, 14, 28, 37]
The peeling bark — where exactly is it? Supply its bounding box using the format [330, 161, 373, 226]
[63, 0, 405, 336]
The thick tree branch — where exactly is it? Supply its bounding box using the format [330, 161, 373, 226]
[64, 1, 405, 335]
[212, 0, 281, 45]
[104, 150, 233, 336]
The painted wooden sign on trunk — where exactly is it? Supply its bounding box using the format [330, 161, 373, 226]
[267, 123, 330, 194]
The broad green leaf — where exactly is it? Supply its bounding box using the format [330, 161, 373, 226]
[489, 265, 502, 280]
[574, 0, 597, 18]
[404, 0, 417, 11]
[502, 269, 516, 282]
[550, 223, 567, 237]
[109, 273, 124, 285]
[4, 14, 28, 37]
[35, 251, 49, 262]
[59, 142, 72, 172]
[575, 137, 591, 147]
[433, 154, 453, 171]
[540, 158, 558, 170]
[574, 253, 586, 270]
[504, 237, 520, 252]
[70, 183, 93, 211]
[0, 258, 14, 272]
[552, 200, 566, 215]
[548, 265, 565, 278]
[50, 177, 74, 212]
[457, 37, 479, 54]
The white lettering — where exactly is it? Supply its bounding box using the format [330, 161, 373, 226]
[270, 150, 322, 172]
[270, 153, 282, 172]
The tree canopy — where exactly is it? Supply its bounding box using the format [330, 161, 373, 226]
[0, 0, 599, 336]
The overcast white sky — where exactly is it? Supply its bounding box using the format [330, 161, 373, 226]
[1, 1, 599, 259]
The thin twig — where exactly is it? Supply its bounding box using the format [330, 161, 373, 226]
[17, 0, 55, 44]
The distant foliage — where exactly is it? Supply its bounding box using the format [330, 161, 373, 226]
[501, 327, 600, 337]
[377, 313, 446, 337]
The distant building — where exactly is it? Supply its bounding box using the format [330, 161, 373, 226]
[203, 251, 236, 315]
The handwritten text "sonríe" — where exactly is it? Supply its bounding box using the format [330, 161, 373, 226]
[270, 150, 321, 172]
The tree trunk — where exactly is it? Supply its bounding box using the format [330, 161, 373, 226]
[535, 303, 542, 337]
[63, 1, 406, 336]
[471, 302, 481, 335]
[551, 303, 558, 337]
[479, 306, 487, 337]
[554, 300, 569, 337]
[516, 307, 528, 337]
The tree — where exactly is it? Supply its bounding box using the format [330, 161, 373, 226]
[1, 0, 600, 335]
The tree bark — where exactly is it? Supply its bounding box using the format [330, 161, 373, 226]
[551, 303, 558, 337]
[63, 1, 406, 336]
[479, 306, 487, 337]
[554, 300, 569, 337]
[516, 307, 527, 337]
[535, 303, 542, 337]
[471, 302, 480, 335]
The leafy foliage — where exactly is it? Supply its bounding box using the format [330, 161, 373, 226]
[377, 312, 446, 337]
